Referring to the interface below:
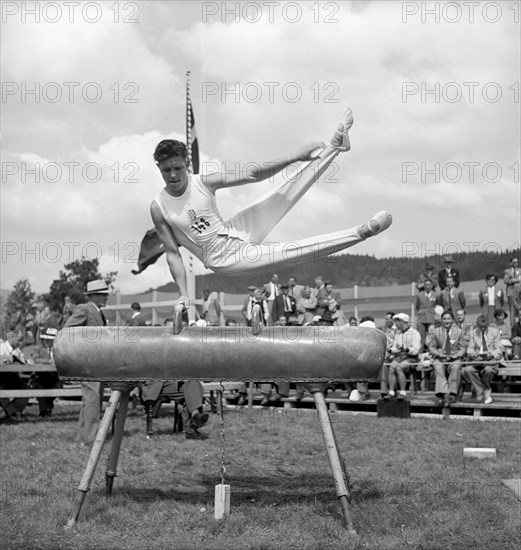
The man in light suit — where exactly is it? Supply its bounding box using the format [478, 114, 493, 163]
[463, 315, 503, 404]
[64, 279, 109, 446]
[438, 256, 460, 290]
[262, 273, 281, 325]
[437, 276, 466, 315]
[504, 257, 520, 321]
[478, 274, 505, 323]
[126, 302, 147, 327]
[428, 311, 466, 406]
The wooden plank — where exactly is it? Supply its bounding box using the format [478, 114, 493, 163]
[463, 448, 497, 459]
[1, 363, 57, 373]
[0, 388, 83, 398]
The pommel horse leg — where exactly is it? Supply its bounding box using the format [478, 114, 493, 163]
[307, 384, 357, 535]
[105, 389, 131, 496]
[66, 389, 124, 530]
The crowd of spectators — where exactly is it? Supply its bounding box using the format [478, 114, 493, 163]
[1, 256, 519, 423]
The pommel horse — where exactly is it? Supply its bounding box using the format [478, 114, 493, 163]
[54, 307, 386, 534]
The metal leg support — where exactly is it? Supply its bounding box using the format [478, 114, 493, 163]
[105, 390, 130, 496]
[311, 387, 357, 535]
[65, 390, 123, 530]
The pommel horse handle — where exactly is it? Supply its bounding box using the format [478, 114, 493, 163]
[251, 304, 262, 335]
[173, 303, 184, 335]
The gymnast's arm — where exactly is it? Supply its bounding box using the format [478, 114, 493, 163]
[150, 201, 189, 300]
[202, 141, 325, 192]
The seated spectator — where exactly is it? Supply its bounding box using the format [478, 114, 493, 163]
[511, 318, 521, 359]
[348, 316, 358, 327]
[0, 330, 29, 421]
[321, 281, 346, 326]
[415, 278, 438, 351]
[381, 312, 396, 358]
[126, 302, 147, 326]
[201, 289, 222, 326]
[241, 286, 258, 326]
[454, 308, 473, 341]
[437, 276, 466, 315]
[380, 313, 421, 400]
[492, 309, 513, 358]
[463, 315, 503, 404]
[301, 286, 318, 325]
[416, 262, 438, 291]
[479, 274, 505, 323]
[245, 288, 270, 327]
[428, 311, 465, 406]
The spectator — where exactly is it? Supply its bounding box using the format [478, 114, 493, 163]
[29, 327, 61, 417]
[454, 308, 473, 341]
[492, 309, 512, 359]
[428, 311, 465, 406]
[33, 299, 51, 345]
[463, 315, 503, 404]
[479, 274, 505, 323]
[201, 289, 222, 326]
[288, 277, 305, 302]
[274, 284, 297, 324]
[313, 276, 328, 317]
[437, 276, 466, 315]
[241, 286, 258, 326]
[301, 286, 318, 325]
[0, 330, 29, 422]
[64, 280, 109, 446]
[247, 288, 270, 326]
[511, 318, 521, 359]
[503, 257, 520, 322]
[348, 316, 358, 327]
[382, 312, 396, 355]
[417, 262, 438, 291]
[381, 313, 421, 400]
[62, 295, 76, 326]
[262, 273, 281, 325]
[126, 302, 147, 327]
[438, 256, 460, 290]
[415, 278, 438, 350]
[320, 281, 346, 325]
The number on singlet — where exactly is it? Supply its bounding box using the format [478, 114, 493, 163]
[190, 217, 211, 234]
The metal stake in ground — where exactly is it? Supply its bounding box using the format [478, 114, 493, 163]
[215, 382, 230, 520]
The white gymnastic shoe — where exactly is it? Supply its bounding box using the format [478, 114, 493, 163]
[357, 210, 393, 239]
[330, 108, 353, 151]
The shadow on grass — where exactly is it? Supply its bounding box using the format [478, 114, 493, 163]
[91, 473, 389, 510]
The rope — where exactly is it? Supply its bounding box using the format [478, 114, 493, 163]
[218, 380, 226, 486]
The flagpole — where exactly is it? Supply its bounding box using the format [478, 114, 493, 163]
[185, 70, 196, 319]
[186, 70, 193, 175]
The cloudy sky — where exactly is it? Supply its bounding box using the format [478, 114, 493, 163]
[1, 0, 520, 295]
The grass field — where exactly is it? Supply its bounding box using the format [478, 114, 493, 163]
[1, 402, 520, 550]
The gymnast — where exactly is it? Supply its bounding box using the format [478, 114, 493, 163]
[150, 108, 392, 305]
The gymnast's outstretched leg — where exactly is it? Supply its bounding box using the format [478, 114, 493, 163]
[224, 108, 353, 244]
[212, 209, 392, 278]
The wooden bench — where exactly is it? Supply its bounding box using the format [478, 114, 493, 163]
[0, 362, 244, 406]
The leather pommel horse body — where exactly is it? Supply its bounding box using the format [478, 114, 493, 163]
[54, 323, 386, 534]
